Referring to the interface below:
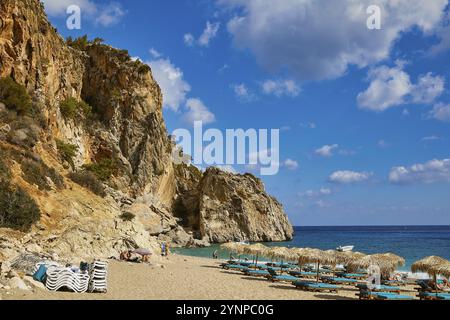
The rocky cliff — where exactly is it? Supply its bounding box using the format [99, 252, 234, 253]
[0, 0, 293, 263]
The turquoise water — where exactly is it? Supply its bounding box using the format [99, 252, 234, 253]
[172, 226, 450, 271]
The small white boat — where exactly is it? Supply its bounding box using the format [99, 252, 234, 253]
[336, 245, 354, 252]
[236, 240, 250, 245]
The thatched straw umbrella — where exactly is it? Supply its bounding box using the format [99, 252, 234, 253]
[348, 253, 404, 275]
[220, 242, 247, 260]
[264, 246, 296, 274]
[243, 243, 267, 268]
[412, 256, 450, 293]
[295, 248, 336, 282]
[323, 250, 365, 275]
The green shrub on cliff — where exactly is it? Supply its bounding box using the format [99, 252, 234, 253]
[56, 139, 78, 170]
[0, 159, 41, 231]
[83, 158, 119, 181]
[60, 97, 92, 119]
[0, 77, 32, 115]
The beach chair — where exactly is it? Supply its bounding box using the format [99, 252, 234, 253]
[356, 283, 401, 293]
[293, 281, 339, 293]
[289, 270, 317, 278]
[266, 268, 298, 283]
[357, 290, 413, 300]
[221, 264, 249, 271]
[89, 260, 108, 293]
[45, 266, 90, 293]
[337, 273, 367, 280]
[243, 269, 270, 277]
[417, 292, 450, 300]
[321, 276, 358, 285]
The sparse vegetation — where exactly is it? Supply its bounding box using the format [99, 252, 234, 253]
[56, 139, 78, 170]
[68, 171, 106, 197]
[0, 159, 41, 231]
[120, 212, 135, 222]
[83, 158, 119, 181]
[20, 159, 64, 191]
[0, 77, 32, 115]
[66, 35, 105, 51]
[66, 35, 90, 51]
[6, 116, 41, 148]
[59, 97, 92, 119]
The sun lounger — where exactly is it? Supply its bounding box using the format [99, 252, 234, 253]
[289, 270, 317, 278]
[221, 264, 249, 271]
[322, 276, 358, 285]
[337, 273, 366, 279]
[266, 268, 298, 282]
[357, 290, 413, 300]
[418, 292, 450, 300]
[372, 292, 414, 300]
[243, 269, 270, 277]
[45, 266, 90, 293]
[293, 281, 339, 293]
[356, 283, 401, 293]
[89, 260, 108, 293]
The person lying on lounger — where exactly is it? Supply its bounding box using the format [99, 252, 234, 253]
[120, 248, 152, 263]
[436, 279, 450, 292]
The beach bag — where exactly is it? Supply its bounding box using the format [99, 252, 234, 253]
[33, 265, 47, 283]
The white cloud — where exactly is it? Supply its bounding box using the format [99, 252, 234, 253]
[283, 159, 299, 170]
[315, 144, 339, 157]
[300, 122, 316, 129]
[389, 159, 450, 184]
[220, 0, 448, 81]
[300, 187, 332, 198]
[378, 140, 390, 148]
[149, 48, 162, 59]
[328, 170, 373, 184]
[233, 83, 255, 102]
[199, 22, 220, 47]
[357, 63, 444, 112]
[421, 135, 441, 142]
[429, 103, 450, 122]
[95, 2, 125, 27]
[183, 98, 216, 125]
[411, 73, 446, 104]
[184, 33, 195, 47]
[147, 58, 191, 111]
[261, 79, 300, 97]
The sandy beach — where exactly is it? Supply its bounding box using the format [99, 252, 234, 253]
[0, 254, 418, 300]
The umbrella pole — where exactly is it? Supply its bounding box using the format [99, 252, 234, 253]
[255, 253, 259, 269]
[281, 259, 284, 275]
[316, 261, 320, 283]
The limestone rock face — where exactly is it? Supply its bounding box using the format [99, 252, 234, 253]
[174, 166, 294, 243]
[0, 0, 293, 263]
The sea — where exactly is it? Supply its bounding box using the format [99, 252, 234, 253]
[172, 225, 450, 272]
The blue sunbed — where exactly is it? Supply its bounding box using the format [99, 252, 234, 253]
[418, 292, 450, 300]
[338, 273, 367, 279]
[222, 264, 249, 271]
[322, 276, 358, 285]
[289, 270, 318, 277]
[357, 283, 401, 292]
[243, 269, 270, 277]
[358, 290, 413, 300]
[293, 281, 339, 292]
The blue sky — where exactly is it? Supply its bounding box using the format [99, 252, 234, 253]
[43, 0, 450, 226]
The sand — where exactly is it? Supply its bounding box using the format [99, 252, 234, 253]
[1, 254, 418, 300]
